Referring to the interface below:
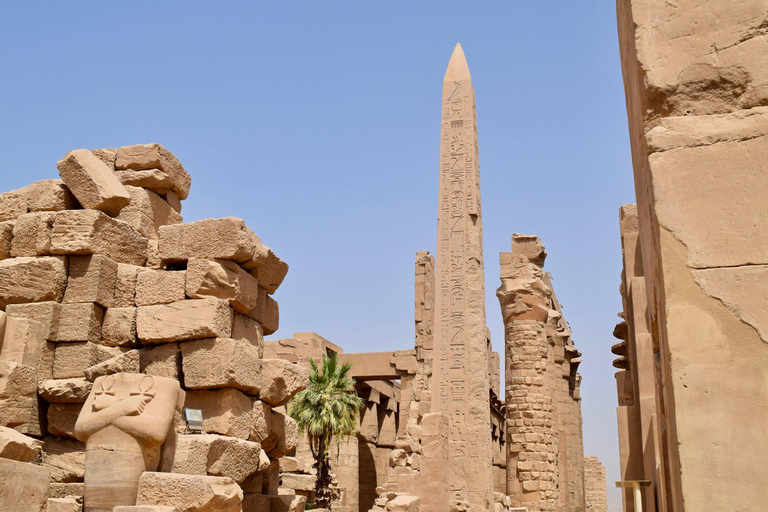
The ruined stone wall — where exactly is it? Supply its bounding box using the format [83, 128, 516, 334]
[583, 457, 607, 512]
[0, 144, 308, 512]
[617, 1, 768, 509]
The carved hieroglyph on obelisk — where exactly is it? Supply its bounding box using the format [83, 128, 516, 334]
[430, 43, 493, 511]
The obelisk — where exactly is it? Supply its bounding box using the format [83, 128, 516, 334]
[431, 43, 493, 511]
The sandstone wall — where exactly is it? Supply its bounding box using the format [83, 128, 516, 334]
[583, 456, 608, 512]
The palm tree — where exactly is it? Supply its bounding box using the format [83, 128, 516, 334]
[288, 353, 364, 509]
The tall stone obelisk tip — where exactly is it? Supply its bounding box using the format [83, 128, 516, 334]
[444, 43, 471, 82]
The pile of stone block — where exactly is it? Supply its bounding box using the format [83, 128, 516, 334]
[0, 143, 308, 512]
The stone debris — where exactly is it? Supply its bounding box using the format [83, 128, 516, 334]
[0, 425, 43, 461]
[57, 148, 131, 216]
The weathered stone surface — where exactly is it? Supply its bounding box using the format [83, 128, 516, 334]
[53, 343, 124, 379]
[242, 493, 270, 512]
[46, 497, 82, 512]
[386, 495, 419, 512]
[50, 210, 148, 266]
[49, 482, 84, 499]
[10, 211, 56, 257]
[249, 400, 271, 445]
[0, 361, 36, 428]
[137, 299, 232, 344]
[91, 148, 116, 170]
[280, 473, 314, 491]
[0, 316, 47, 368]
[165, 190, 182, 213]
[269, 494, 307, 512]
[278, 456, 301, 473]
[184, 388, 253, 439]
[113, 507, 175, 512]
[0, 457, 50, 512]
[139, 343, 181, 379]
[118, 186, 183, 240]
[114, 263, 141, 307]
[63, 254, 117, 308]
[27, 179, 77, 212]
[181, 338, 261, 395]
[115, 144, 191, 200]
[248, 288, 279, 335]
[135, 472, 242, 512]
[251, 249, 289, 295]
[41, 436, 85, 482]
[101, 307, 138, 347]
[172, 434, 265, 484]
[83, 349, 140, 382]
[57, 149, 131, 215]
[265, 410, 297, 458]
[115, 169, 172, 194]
[0, 187, 29, 222]
[6, 301, 60, 339]
[47, 403, 82, 438]
[257, 359, 308, 407]
[186, 258, 259, 314]
[231, 313, 264, 353]
[0, 256, 67, 308]
[0, 221, 13, 259]
[0, 425, 43, 461]
[135, 269, 186, 306]
[50, 303, 103, 343]
[38, 378, 92, 403]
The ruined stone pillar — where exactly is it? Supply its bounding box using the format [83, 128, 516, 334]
[430, 43, 493, 511]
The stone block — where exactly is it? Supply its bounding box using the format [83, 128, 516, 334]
[165, 190, 182, 213]
[0, 316, 47, 368]
[278, 457, 301, 473]
[115, 168, 172, 194]
[249, 400, 271, 445]
[118, 186, 183, 240]
[53, 343, 124, 379]
[47, 403, 83, 438]
[63, 254, 117, 308]
[50, 303, 103, 343]
[248, 288, 279, 335]
[263, 459, 280, 495]
[269, 494, 307, 512]
[231, 313, 264, 353]
[101, 307, 138, 347]
[242, 492, 270, 512]
[0, 457, 51, 512]
[46, 497, 83, 512]
[0, 187, 29, 222]
[50, 210, 148, 266]
[135, 472, 242, 512]
[0, 361, 36, 429]
[385, 495, 419, 512]
[10, 211, 56, 257]
[0, 221, 13, 259]
[49, 482, 84, 499]
[115, 144, 191, 200]
[257, 359, 308, 407]
[41, 436, 85, 482]
[137, 298, 232, 344]
[265, 410, 298, 458]
[135, 269, 186, 306]
[6, 301, 61, 339]
[251, 249, 289, 295]
[139, 343, 181, 379]
[184, 388, 253, 439]
[186, 257, 259, 314]
[27, 179, 77, 212]
[38, 378, 92, 403]
[57, 149, 131, 215]
[90, 148, 116, 169]
[83, 349, 140, 382]
[172, 434, 266, 484]
[113, 507, 175, 512]
[280, 473, 314, 492]
[0, 256, 67, 308]
[0, 425, 43, 461]
[181, 338, 261, 395]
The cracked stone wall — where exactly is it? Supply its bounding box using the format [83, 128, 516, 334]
[618, 0, 768, 510]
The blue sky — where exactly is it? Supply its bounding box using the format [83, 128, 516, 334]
[1, 3, 632, 509]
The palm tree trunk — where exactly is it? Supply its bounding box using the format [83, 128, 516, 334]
[314, 434, 334, 509]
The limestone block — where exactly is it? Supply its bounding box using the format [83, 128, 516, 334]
[27, 179, 77, 212]
[263, 459, 280, 495]
[184, 388, 253, 439]
[10, 211, 56, 257]
[50, 303, 103, 343]
[247, 288, 279, 335]
[135, 472, 242, 512]
[158, 217, 269, 269]
[6, 301, 60, 339]
[0, 187, 29, 222]
[101, 307, 138, 347]
[251, 249, 289, 295]
[63, 254, 117, 308]
[90, 148, 116, 169]
[279, 457, 300, 473]
[0, 361, 36, 428]
[139, 343, 181, 379]
[265, 410, 298, 458]
[53, 343, 125, 379]
[115, 144, 191, 200]
[249, 400, 271, 445]
[135, 269, 186, 306]
[0, 425, 43, 461]
[137, 298, 232, 344]
[232, 313, 264, 354]
[83, 349, 140, 382]
[280, 473, 314, 491]
[41, 436, 85, 482]
[57, 149, 131, 215]
[47, 403, 82, 438]
[172, 434, 265, 484]
[181, 337, 261, 395]
[49, 482, 84, 499]
[50, 210, 148, 266]
[0, 221, 13, 259]
[0, 316, 47, 367]
[146, 239, 162, 269]
[39, 378, 92, 403]
[269, 494, 307, 512]
[0, 256, 67, 308]
[39, 340, 55, 381]
[0, 457, 51, 512]
[115, 169, 173, 195]
[46, 497, 82, 512]
[165, 190, 182, 213]
[118, 186, 183, 240]
[114, 263, 141, 307]
[242, 493, 270, 512]
[385, 495, 419, 512]
[257, 359, 308, 407]
[186, 257, 259, 314]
